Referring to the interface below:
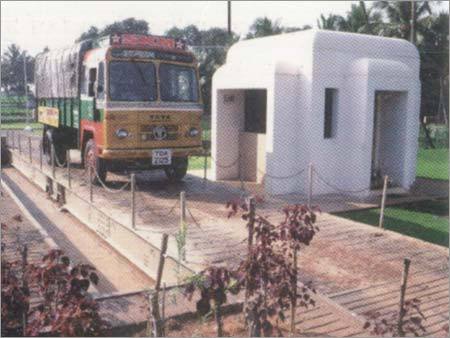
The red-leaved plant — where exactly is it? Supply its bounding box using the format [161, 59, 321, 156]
[184, 266, 239, 336]
[184, 197, 319, 337]
[1, 238, 108, 337]
[25, 249, 109, 336]
[364, 298, 426, 337]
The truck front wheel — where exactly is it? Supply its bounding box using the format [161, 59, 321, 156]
[84, 139, 107, 184]
[164, 157, 188, 182]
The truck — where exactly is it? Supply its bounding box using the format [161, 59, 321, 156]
[35, 33, 203, 183]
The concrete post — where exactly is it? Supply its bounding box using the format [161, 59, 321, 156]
[89, 166, 93, 203]
[39, 141, 43, 170]
[180, 191, 186, 225]
[307, 163, 313, 209]
[378, 175, 388, 229]
[66, 150, 71, 188]
[51, 144, 55, 178]
[28, 136, 32, 163]
[131, 173, 136, 229]
[203, 149, 208, 181]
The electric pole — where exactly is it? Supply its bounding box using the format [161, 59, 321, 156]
[23, 51, 30, 128]
[410, 1, 416, 44]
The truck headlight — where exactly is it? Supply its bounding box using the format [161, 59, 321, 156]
[115, 128, 129, 139]
[187, 127, 199, 137]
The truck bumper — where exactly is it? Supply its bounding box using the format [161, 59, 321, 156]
[99, 146, 203, 160]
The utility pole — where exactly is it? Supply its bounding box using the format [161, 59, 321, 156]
[23, 51, 30, 128]
[410, 1, 416, 44]
[227, 1, 232, 37]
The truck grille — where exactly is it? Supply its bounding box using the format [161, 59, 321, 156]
[140, 125, 178, 141]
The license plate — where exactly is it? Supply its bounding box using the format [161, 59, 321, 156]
[152, 149, 172, 166]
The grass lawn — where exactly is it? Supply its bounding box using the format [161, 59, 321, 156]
[334, 198, 449, 247]
[0, 122, 42, 130]
[416, 148, 449, 181]
[188, 155, 211, 170]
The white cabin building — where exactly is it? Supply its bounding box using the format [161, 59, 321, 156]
[211, 29, 421, 196]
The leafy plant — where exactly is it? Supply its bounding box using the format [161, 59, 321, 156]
[25, 249, 108, 336]
[364, 298, 426, 337]
[1, 237, 108, 337]
[184, 266, 239, 337]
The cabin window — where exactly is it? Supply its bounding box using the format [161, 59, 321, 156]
[97, 62, 105, 100]
[159, 63, 198, 102]
[244, 90, 267, 134]
[88, 68, 97, 97]
[324, 88, 338, 139]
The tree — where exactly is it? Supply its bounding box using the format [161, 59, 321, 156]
[317, 13, 347, 31]
[166, 25, 239, 114]
[284, 24, 312, 33]
[246, 17, 283, 39]
[75, 18, 149, 42]
[1, 44, 34, 94]
[417, 12, 449, 121]
[341, 1, 383, 34]
[373, 1, 448, 124]
[373, 1, 433, 42]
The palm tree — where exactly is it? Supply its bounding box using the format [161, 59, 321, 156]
[342, 1, 383, 34]
[317, 13, 347, 31]
[374, 1, 433, 43]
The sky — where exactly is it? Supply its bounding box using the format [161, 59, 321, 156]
[1, 1, 449, 56]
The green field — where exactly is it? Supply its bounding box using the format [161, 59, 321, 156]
[416, 148, 449, 181]
[334, 199, 449, 247]
[188, 155, 211, 170]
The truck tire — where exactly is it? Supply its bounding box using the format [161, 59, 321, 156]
[84, 139, 107, 184]
[164, 157, 188, 182]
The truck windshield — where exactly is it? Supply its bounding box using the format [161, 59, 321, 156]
[159, 64, 198, 102]
[109, 61, 157, 101]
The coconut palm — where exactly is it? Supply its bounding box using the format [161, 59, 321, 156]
[374, 1, 433, 43]
[317, 13, 347, 31]
[341, 1, 383, 34]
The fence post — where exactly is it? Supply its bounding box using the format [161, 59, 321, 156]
[66, 150, 71, 188]
[397, 258, 411, 336]
[238, 148, 244, 191]
[89, 166, 93, 203]
[18, 133, 22, 155]
[51, 144, 56, 178]
[244, 196, 256, 330]
[28, 136, 32, 163]
[378, 175, 388, 229]
[12, 131, 16, 149]
[180, 191, 186, 224]
[161, 283, 166, 334]
[307, 163, 313, 209]
[131, 173, 136, 229]
[148, 233, 168, 337]
[290, 247, 298, 334]
[39, 141, 43, 170]
[203, 149, 208, 181]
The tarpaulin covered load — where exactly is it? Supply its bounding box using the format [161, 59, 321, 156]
[35, 41, 92, 98]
